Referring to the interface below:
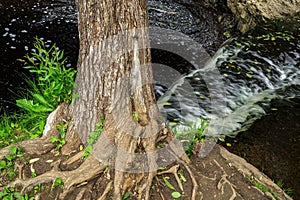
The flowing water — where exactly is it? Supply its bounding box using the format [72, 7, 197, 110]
[158, 29, 300, 139]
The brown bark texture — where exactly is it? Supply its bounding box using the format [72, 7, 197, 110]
[67, 0, 189, 199]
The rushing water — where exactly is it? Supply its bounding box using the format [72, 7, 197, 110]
[158, 29, 300, 139]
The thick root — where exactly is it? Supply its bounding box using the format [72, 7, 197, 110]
[5, 155, 106, 199]
[0, 103, 70, 160]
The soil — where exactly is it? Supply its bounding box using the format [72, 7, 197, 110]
[0, 141, 292, 200]
[221, 106, 300, 200]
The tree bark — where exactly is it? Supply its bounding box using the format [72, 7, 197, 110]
[63, 0, 186, 199]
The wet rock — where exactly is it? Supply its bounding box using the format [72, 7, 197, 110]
[227, 0, 300, 33]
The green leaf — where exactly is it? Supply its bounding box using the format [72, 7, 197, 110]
[9, 146, 17, 156]
[171, 192, 181, 198]
[13, 192, 21, 199]
[49, 137, 60, 143]
[33, 94, 52, 107]
[162, 177, 175, 190]
[5, 155, 13, 161]
[16, 99, 34, 112]
[122, 193, 131, 200]
[0, 160, 7, 169]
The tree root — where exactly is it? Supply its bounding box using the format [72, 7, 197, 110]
[165, 148, 198, 200]
[97, 181, 112, 200]
[0, 103, 198, 199]
[0, 103, 70, 160]
[214, 159, 242, 200]
[157, 164, 183, 191]
[5, 155, 106, 199]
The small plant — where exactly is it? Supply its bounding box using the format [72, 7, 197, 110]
[82, 115, 105, 158]
[132, 111, 139, 122]
[0, 146, 23, 180]
[18, 37, 76, 108]
[0, 38, 77, 148]
[53, 177, 64, 189]
[246, 175, 279, 199]
[50, 120, 68, 150]
[173, 118, 207, 157]
[33, 183, 42, 194]
[0, 186, 34, 200]
[0, 186, 21, 200]
[276, 180, 293, 197]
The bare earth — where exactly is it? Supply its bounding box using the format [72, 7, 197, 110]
[1, 141, 292, 200]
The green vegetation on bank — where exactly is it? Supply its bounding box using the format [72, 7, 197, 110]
[0, 37, 76, 148]
[173, 119, 207, 157]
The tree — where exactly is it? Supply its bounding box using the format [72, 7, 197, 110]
[0, 0, 196, 199]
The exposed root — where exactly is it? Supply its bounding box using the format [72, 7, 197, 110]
[97, 181, 112, 200]
[61, 150, 84, 166]
[180, 161, 198, 200]
[14, 161, 25, 180]
[0, 138, 55, 160]
[154, 177, 166, 200]
[168, 149, 198, 200]
[75, 187, 87, 200]
[214, 159, 241, 200]
[0, 103, 70, 160]
[159, 191, 165, 200]
[157, 164, 183, 191]
[5, 155, 106, 199]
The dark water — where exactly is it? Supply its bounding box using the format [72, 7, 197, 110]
[0, 0, 299, 198]
[0, 0, 226, 113]
[0, 0, 79, 113]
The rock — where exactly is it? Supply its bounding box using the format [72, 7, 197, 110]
[227, 0, 300, 32]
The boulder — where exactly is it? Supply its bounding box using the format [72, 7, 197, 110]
[227, 0, 300, 32]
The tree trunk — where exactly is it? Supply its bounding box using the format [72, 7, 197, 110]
[0, 1, 191, 199]
[63, 0, 188, 199]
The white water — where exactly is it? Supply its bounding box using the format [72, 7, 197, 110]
[157, 35, 300, 138]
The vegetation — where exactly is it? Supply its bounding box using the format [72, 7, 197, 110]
[277, 180, 293, 198]
[173, 119, 207, 157]
[0, 38, 76, 148]
[82, 115, 105, 159]
[246, 174, 280, 199]
[49, 121, 69, 150]
[0, 146, 23, 181]
[0, 186, 34, 200]
[53, 177, 64, 189]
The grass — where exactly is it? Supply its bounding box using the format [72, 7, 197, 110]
[0, 37, 76, 149]
[276, 180, 293, 198]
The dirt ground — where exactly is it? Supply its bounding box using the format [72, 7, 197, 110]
[0, 140, 293, 200]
